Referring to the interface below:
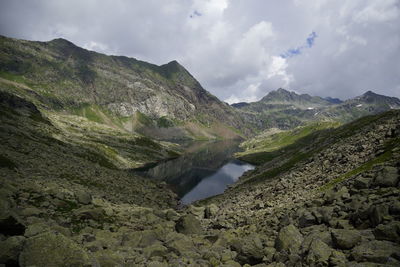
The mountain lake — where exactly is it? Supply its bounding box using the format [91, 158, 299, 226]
[134, 140, 255, 205]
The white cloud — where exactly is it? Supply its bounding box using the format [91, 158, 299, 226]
[353, 0, 399, 24]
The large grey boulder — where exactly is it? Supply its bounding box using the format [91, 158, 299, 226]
[188, 205, 205, 219]
[0, 236, 25, 265]
[165, 232, 196, 256]
[331, 229, 361, 249]
[231, 234, 264, 264]
[75, 190, 92, 205]
[351, 240, 400, 264]
[205, 204, 219, 218]
[175, 214, 203, 235]
[275, 224, 303, 253]
[369, 205, 389, 227]
[373, 222, 400, 242]
[19, 231, 90, 267]
[373, 166, 399, 187]
[305, 239, 332, 266]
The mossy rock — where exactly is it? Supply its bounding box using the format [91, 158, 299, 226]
[19, 231, 90, 267]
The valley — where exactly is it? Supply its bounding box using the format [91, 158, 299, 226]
[0, 35, 400, 267]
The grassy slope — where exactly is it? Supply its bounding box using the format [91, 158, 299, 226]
[0, 89, 178, 208]
[237, 121, 341, 160]
[0, 79, 180, 169]
[235, 110, 399, 185]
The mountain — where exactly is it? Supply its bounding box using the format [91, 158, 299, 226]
[232, 88, 400, 130]
[1, 34, 400, 266]
[260, 88, 332, 107]
[324, 96, 343, 104]
[0, 35, 248, 140]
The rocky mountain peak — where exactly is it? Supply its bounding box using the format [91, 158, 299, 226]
[356, 91, 400, 106]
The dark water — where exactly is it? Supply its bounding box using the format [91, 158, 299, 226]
[135, 140, 254, 204]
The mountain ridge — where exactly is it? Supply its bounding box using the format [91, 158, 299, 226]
[232, 87, 400, 130]
[0, 35, 249, 140]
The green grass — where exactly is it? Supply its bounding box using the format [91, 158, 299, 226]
[239, 121, 340, 156]
[136, 111, 153, 126]
[70, 104, 104, 124]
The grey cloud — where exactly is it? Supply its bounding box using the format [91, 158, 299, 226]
[0, 0, 399, 103]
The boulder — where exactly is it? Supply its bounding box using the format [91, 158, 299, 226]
[331, 229, 361, 249]
[298, 210, 317, 228]
[0, 235, 25, 265]
[373, 166, 399, 187]
[389, 201, 400, 215]
[139, 230, 162, 248]
[19, 232, 90, 267]
[329, 250, 347, 266]
[143, 244, 168, 259]
[373, 222, 400, 242]
[263, 247, 276, 263]
[175, 214, 203, 235]
[205, 204, 219, 218]
[318, 206, 334, 224]
[75, 190, 92, 205]
[305, 239, 332, 266]
[188, 205, 205, 219]
[231, 234, 264, 265]
[165, 232, 195, 256]
[275, 224, 303, 253]
[353, 176, 372, 189]
[351, 240, 400, 264]
[73, 206, 105, 220]
[24, 223, 48, 237]
[369, 205, 389, 227]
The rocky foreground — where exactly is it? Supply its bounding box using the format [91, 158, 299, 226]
[1, 111, 400, 266]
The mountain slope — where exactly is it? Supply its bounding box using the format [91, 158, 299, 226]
[0, 35, 248, 140]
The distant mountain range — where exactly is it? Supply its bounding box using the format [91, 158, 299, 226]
[231, 88, 400, 130]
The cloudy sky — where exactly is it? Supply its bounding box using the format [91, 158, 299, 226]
[1, 0, 399, 103]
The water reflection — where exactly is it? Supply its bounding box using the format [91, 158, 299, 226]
[135, 140, 255, 204]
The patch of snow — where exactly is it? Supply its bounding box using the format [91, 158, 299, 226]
[307, 107, 314, 110]
[356, 104, 363, 107]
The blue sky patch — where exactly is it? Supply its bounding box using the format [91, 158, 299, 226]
[190, 10, 202, 18]
[281, 31, 318, 58]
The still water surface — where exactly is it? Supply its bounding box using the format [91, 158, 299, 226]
[135, 140, 254, 204]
